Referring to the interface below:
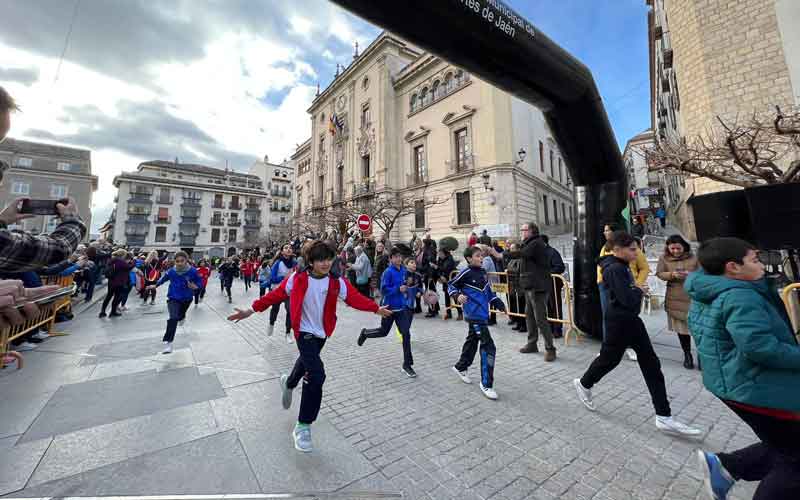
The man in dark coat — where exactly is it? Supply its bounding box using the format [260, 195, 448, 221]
[507, 222, 556, 361]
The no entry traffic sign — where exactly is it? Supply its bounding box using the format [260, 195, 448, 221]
[357, 214, 371, 232]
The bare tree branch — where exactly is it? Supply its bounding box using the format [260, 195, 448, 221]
[648, 106, 800, 188]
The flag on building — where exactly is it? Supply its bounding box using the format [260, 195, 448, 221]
[329, 113, 344, 136]
[328, 115, 336, 136]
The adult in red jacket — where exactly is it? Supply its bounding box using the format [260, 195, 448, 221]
[228, 240, 391, 453]
[194, 260, 211, 305]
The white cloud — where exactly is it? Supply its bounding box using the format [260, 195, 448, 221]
[290, 15, 313, 38]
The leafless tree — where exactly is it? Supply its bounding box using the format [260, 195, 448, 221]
[646, 106, 800, 188]
[315, 191, 449, 239]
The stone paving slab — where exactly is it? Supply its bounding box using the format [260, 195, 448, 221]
[19, 367, 224, 443]
[8, 431, 259, 498]
[27, 401, 222, 487]
[0, 435, 51, 496]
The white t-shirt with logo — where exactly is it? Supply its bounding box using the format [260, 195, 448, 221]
[283, 272, 348, 338]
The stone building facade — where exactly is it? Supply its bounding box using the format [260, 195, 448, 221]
[249, 156, 294, 243]
[0, 138, 98, 237]
[112, 161, 268, 258]
[647, 0, 800, 238]
[292, 32, 574, 245]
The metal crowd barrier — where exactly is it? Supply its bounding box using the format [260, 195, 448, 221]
[1, 279, 76, 370]
[447, 270, 581, 346]
[781, 283, 800, 340]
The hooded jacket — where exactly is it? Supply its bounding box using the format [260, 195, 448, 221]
[448, 265, 506, 323]
[599, 255, 643, 319]
[156, 266, 204, 301]
[270, 256, 297, 285]
[381, 264, 408, 311]
[686, 270, 800, 412]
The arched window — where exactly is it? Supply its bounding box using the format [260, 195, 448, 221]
[432, 80, 442, 100]
[410, 93, 418, 112]
[454, 70, 465, 87]
[444, 72, 454, 93]
[420, 87, 430, 106]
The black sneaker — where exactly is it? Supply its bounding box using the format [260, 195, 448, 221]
[98, 312, 107, 318]
[402, 365, 417, 378]
[357, 329, 367, 347]
[109, 312, 122, 318]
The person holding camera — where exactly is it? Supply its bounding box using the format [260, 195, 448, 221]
[0, 86, 87, 272]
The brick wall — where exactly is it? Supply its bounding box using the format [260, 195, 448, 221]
[663, 0, 795, 236]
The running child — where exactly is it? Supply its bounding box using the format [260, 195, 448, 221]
[227, 240, 391, 453]
[218, 258, 238, 303]
[267, 244, 297, 342]
[686, 237, 800, 500]
[146, 251, 203, 354]
[573, 231, 701, 436]
[448, 246, 506, 400]
[357, 247, 417, 378]
[194, 259, 210, 305]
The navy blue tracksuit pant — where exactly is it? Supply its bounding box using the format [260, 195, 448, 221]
[455, 321, 496, 388]
[362, 308, 414, 367]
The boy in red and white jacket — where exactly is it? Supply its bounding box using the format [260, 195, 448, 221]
[228, 240, 391, 453]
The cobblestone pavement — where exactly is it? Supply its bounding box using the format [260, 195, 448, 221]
[0, 279, 758, 499]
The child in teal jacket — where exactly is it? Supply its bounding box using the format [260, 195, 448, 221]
[687, 237, 800, 500]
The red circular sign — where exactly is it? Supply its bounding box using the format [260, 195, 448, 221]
[357, 214, 371, 232]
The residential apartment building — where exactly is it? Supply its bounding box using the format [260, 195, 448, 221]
[0, 138, 98, 237]
[646, 0, 800, 238]
[249, 156, 294, 243]
[112, 160, 268, 258]
[293, 32, 574, 243]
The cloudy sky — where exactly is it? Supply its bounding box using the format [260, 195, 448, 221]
[0, 0, 650, 233]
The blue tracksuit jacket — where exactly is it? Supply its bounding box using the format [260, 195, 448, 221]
[448, 265, 505, 324]
[381, 264, 408, 311]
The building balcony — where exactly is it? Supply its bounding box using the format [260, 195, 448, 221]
[352, 180, 374, 198]
[155, 196, 173, 204]
[179, 237, 197, 246]
[229, 201, 242, 210]
[126, 214, 150, 222]
[153, 215, 171, 224]
[210, 218, 224, 226]
[311, 197, 322, 208]
[446, 154, 475, 175]
[212, 201, 225, 209]
[126, 235, 146, 246]
[124, 221, 149, 236]
[181, 197, 201, 207]
[406, 173, 428, 187]
[245, 202, 260, 210]
[179, 222, 200, 234]
[128, 194, 153, 204]
[228, 219, 241, 227]
[244, 220, 261, 229]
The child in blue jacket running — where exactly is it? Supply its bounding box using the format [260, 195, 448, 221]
[448, 246, 506, 400]
[357, 247, 417, 378]
[147, 251, 203, 354]
[447, 247, 506, 399]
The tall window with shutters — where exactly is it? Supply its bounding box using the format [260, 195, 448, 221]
[543, 195, 550, 225]
[414, 200, 425, 229]
[413, 144, 426, 182]
[553, 199, 559, 225]
[455, 128, 469, 171]
[456, 191, 471, 225]
[539, 141, 544, 172]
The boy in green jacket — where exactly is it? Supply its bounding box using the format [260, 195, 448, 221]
[686, 237, 800, 500]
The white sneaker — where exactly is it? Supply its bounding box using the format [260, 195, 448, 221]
[286, 332, 293, 344]
[16, 342, 37, 351]
[31, 332, 50, 341]
[656, 416, 702, 437]
[479, 383, 498, 400]
[452, 366, 471, 384]
[626, 349, 638, 361]
[573, 378, 595, 411]
[266, 323, 274, 337]
[161, 342, 173, 354]
[178, 319, 185, 326]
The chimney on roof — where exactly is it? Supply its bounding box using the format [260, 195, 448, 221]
[353, 41, 359, 59]
[316, 82, 320, 96]
[335, 64, 340, 78]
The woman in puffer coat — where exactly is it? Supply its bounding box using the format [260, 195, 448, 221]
[656, 234, 698, 369]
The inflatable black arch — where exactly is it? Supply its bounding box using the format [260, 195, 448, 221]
[331, 0, 627, 337]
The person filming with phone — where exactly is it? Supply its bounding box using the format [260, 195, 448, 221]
[0, 86, 86, 272]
